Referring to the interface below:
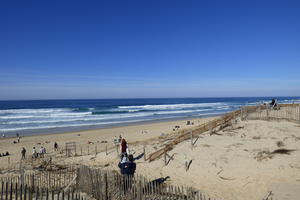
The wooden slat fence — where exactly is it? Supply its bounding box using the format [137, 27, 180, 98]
[245, 104, 300, 123]
[0, 170, 76, 192]
[0, 181, 86, 200]
[76, 165, 215, 200]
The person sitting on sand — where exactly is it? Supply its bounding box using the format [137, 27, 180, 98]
[21, 147, 26, 159]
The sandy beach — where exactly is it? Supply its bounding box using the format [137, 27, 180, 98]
[0, 116, 214, 170]
[1, 113, 300, 200]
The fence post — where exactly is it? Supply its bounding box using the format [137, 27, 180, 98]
[104, 173, 108, 200]
[28, 186, 32, 200]
[15, 182, 18, 200]
[298, 105, 300, 124]
[24, 185, 27, 200]
[35, 187, 38, 200]
[190, 131, 193, 148]
[143, 146, 146, 161]
[9, 183, 12, 200]
[241, 107, 244, 121]
[20, 183, 23, 200]
[1, 181, 3, 200]
[31, 175, 34, 191]
[116, 144, 119, 157]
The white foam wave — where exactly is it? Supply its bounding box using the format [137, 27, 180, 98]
[1, 107, 232, 126]
[0, 115, 36, 119]
[193, 112, 225, 116]
[0, 108, 71, 114]
[49, 112, 91, 117]
[118, 103, 225, 110]
[0, 119, 150, 132]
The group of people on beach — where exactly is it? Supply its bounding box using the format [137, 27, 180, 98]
[32, 146, 47, 158]
[21, 142, 59, 159]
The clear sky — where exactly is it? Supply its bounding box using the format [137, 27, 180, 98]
[0, 0, 299, 100]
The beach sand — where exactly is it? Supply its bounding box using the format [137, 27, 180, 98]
[0, 117, 214, 170]
[64, 119, 300, 200]
[1, 117, 300, 200]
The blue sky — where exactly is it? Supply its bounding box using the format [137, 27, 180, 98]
[0, 0, 299, 100]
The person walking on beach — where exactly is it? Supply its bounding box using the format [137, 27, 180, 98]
[32, 147, 37, 159]
[54, 142, 58, 151]
[39, 147, 44, 158]
[120, 138, 129, 156]
[16, 133, 21, 143]
[21, 147, 26, 159]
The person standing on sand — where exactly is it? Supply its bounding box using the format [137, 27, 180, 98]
[118, 154, 136, 192]
[54, 142, 58, 151]
[32, 147, 37, 158]
[39, 147, 44, 158]
[120, 138, 129, 156]
[21, 147, 26, 159]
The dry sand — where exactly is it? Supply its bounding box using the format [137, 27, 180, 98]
[64, 119, 300, 200]
[0, 117, 213, 169]
[1, 117, 300, 200]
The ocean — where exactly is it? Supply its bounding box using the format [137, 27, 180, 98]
[0, 97, 299, 137]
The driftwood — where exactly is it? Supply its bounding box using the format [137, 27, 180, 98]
[219, 176, 235, 181]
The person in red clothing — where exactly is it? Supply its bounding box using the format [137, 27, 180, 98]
[120, 138, 128, 155]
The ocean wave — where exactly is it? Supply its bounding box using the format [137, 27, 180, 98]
[0, 115, 36, 119]
[0, 108, 71, 114]
[0, 119, 151, 132]
[118, 103, 225, 110]
[1, 107, 231, 126]
[193, 112, 225, 116]
[92, 110, 129, 115]
[50, 112, 91, 117]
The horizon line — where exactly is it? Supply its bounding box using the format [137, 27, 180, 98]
[0, 96, 299, 102]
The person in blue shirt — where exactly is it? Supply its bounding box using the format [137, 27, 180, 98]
[118, 154, 136, 193]
[118, 154, 136, 175]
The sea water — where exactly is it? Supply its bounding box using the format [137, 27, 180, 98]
[0, 97, 299, 136]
